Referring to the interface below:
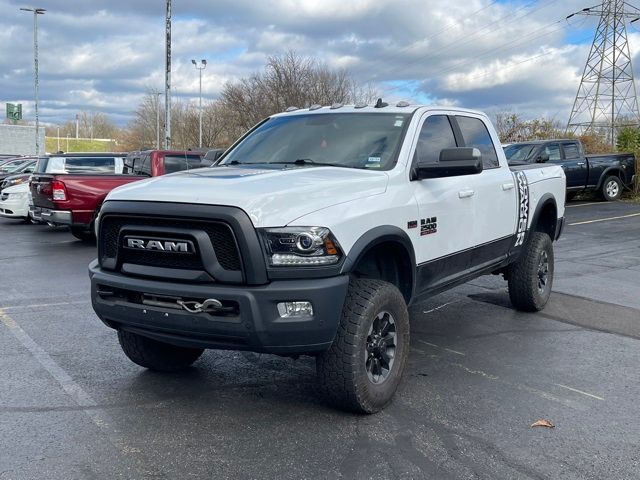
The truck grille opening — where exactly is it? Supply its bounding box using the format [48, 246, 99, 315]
[99, 215, 242, 274]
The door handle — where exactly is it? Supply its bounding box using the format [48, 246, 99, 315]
[458, 189, 475, 198]
[577, 162, 585, 166]
[502, 182, 515, 190]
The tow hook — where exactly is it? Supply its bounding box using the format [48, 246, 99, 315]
[177, 299, 223, 314]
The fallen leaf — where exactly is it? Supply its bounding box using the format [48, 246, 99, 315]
[530, 419, 555, 428]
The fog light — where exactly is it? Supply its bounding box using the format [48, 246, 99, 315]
[277, 301, 313, 318]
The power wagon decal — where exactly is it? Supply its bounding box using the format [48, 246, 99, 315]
[514, 171, 530, 247]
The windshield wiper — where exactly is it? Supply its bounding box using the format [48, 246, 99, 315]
[270, 159, 349, 168]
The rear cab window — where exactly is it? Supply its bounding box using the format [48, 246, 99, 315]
[45, 156, 124, 174]
[455, 116, 500, 169]
[163, 155, 205, 174]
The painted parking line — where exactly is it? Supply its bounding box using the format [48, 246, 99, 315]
[568, 212, 640, 226]
[0, 309, 159, 475]
[1, 300, 86, 311]
[417, 339, 466, 356]
[554, 383, 605, 401]
[566, 203, 598, 208]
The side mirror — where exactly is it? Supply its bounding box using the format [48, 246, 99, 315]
[413, 147, 483, 180]
[536, 153, 550, 163]
[25, 168, 34, 173]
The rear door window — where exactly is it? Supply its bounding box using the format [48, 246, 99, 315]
[455, 116, 500, 169]
[562, 142, 580, 159]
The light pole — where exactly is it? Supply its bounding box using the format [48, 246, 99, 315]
[20, 7, 45, 156]
[154, 92, 163, 149]
[191, 59, 207, 148]
[164, 0, 171, 149]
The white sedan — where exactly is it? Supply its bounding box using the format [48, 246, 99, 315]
[0, 182, 30, 220]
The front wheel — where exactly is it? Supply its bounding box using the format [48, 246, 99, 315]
[508, 232, 554, 312]
[117, 331, 204, 372]
[601, 176, 623, 201]
[316, 279, 410, 414]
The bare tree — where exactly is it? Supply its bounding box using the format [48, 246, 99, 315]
[220, 51, 377, 133]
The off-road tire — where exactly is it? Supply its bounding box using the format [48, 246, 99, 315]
[601, 176, 623, 201]
[508, 232, 554, 312]
[117, 330, 204, 372]
[316, 279, 410, 414]
[70, 226, 95, 242]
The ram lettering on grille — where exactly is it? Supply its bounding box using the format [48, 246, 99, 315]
[126, 238, 191, 253]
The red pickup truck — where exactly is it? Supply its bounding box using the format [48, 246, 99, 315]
[30, 151, 205, 240]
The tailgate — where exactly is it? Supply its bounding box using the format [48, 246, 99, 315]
[30, 174, 55, 209]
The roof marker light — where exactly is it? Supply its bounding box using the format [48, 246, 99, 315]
[354, 102, 368, 109]
[396, 101, 410, 107]
[309, 104, 322, 111]
[330, 103, 343, 109]
[285, 106, 299, 112]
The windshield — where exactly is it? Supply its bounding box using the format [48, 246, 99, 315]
[221, 113, 411, 170]
[503, 144, 537, 162]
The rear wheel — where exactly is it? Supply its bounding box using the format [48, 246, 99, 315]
[601, 176, 622, 201]
[117, 330, 204, 372]
[508, 232, 554, 312]
[70, 226, 95, 242]
[316, 279, 410, 414]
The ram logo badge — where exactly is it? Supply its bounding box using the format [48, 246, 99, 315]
[124, 237, 194, 253]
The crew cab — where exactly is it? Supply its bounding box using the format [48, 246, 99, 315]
[504, 139, 636, 201]
[30, 151, 205, 241]
[89, 104, 566, 413]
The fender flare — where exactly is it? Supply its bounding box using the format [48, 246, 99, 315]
[526, 193, 558, 242]
[341, 225, 416, 298]
[596, 166, 625, 189]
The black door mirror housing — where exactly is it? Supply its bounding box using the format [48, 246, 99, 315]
[536, 153, 550, 163]
[413, 147, 483, 180]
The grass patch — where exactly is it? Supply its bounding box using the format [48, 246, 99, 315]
[45, 137, 116, 153]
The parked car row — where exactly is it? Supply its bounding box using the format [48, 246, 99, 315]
[0, 149, 223, 238]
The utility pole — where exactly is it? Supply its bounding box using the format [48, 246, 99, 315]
[154, 92, 163, 150]
[20, 7, 45, 156]
[164, 0, 172, 150]
[75, 113, 79, 139]
[191, 59, 207, 148]
[566, 0, 640, 146]
[56, 125, 59, 152]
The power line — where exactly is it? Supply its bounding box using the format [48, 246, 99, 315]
[378, 0, 563, 96]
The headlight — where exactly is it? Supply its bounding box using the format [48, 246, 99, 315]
[9, 178, 24, 187]
[260, 227, 342, 266]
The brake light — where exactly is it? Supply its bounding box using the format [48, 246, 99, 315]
[51, 180, 67, 201]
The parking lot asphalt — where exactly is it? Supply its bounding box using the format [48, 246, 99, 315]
[1, 199, 639, 480]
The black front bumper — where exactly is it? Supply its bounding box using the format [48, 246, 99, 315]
[89, 260, 349, 355]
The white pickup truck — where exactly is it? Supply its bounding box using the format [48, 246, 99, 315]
[89, 103, 566, 413]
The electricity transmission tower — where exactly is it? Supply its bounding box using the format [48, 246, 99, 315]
[566, 0, 640, 145]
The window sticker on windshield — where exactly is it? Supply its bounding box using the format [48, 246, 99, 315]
[365, 157, 381, 168]
[394, 120, 404, 127]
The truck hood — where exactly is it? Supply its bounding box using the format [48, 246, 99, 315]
[106, 165, 389, 227]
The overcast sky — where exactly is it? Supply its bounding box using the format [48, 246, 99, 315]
[2, 0, 640, 127]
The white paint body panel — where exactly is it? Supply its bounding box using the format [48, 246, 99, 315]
[105, 105, 566, 265]
[0, 183, 30, 218]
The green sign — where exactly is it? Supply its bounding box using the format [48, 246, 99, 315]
[6, 103, 22, 124]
